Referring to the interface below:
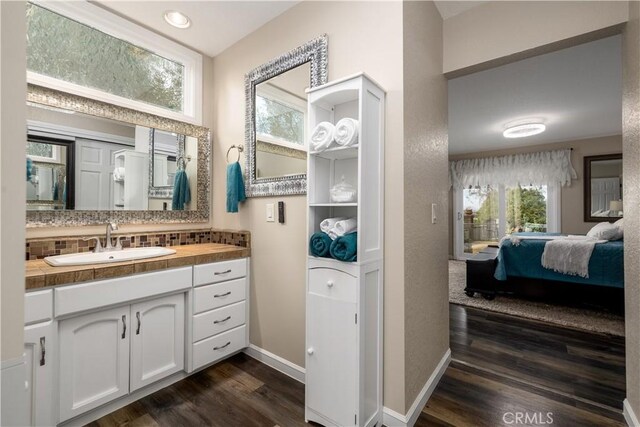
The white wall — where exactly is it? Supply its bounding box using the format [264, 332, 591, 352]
[443, 1, 628, 75]
[1, 1, 29, 425]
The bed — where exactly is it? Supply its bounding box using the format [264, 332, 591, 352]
[494, 232, 624, 289]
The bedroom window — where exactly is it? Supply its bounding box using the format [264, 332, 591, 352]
[26, 1, 203, 124]
[455, 184, 560, 258]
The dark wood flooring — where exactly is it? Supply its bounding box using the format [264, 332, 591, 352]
[89, 304, 626, 427]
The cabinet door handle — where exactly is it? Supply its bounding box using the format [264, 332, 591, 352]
[39, 337, 46, 366]
[136, 311, 141, 335]
[122, 315, 127, 339]
[214, 316, 231, 324]
[214, 269, 232, 276]
[214, 291, 231, 298]
[213, 341, 231, 351]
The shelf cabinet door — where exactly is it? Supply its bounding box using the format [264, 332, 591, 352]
[130, 293, 185, 392]
[306, 293, 358, 426]
[24, 321, 54, 427]
[59, 305, 130, 422]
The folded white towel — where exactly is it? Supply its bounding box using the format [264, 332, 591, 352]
[310, 122, 335, 152]
[333, 118, 359, 147]
[320, 217, 347, 234]
[113, 167, 125, 180]
[333, 218, 357, 237]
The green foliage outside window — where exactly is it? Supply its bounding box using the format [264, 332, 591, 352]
[26, 3, 184, 112]
[474, 185, 547, 233]
[256, 95, 305, 145]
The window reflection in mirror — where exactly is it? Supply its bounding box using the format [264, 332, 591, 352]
[26, 103, 197, 211]
[254, 62, 310, 179]
[584, 154, 623, 221]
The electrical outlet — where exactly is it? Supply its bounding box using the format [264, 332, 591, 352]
[432, 203, 437, 224]
[266, 203, 275, 222]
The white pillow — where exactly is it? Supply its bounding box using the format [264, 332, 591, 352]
[614, 218, 624, 240]
[587, 222, 620, 241]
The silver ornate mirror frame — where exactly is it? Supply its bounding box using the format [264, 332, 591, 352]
[244, 34, 328, 197]
[148, 128, 186, 199]
[26, 84, 211, 227]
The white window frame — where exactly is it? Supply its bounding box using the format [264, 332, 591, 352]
[453, 184, 561, 260]
[256, 83, 308, 152]
[28, 0, 203, 125]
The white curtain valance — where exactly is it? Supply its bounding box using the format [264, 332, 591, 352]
[449, 149, 577, 189]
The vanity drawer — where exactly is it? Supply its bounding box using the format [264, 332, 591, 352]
[193, 301, 246, 343]
[309, 268, 357, 303]
[193, 258, 247, 287]
[192, 325, 246, 369]
[193, 278, 246, 314]
[25, 289, 53, 325]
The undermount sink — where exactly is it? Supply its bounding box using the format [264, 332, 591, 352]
[44, 247, 177, 267]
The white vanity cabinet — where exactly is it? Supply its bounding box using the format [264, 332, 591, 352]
[59, 305, 131, 422]
[190, 258, 249, 371]
[130, 293, 185, 392]
[24, 290, 55, 427]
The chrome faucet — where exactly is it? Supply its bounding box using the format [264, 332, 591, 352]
[104, 222, 121, 251]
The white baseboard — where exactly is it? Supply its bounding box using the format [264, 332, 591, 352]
[624, 399, 640, 427]
[243, 344, 305, 383]
[1, 355, 28, 427]
[382, 349, 451, 427]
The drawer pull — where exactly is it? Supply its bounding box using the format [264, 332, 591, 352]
[122, 315, 127, 339]
[39, 337, 46, 366]
[214, 269, 232, 276]
[214, 316, 232, 324]
[136, 311, 141, 335]
[214, 291, 232, 298]
[327, 281, 334, 288]
[307, 347, 314, 355]
[214, 341, 231, 351]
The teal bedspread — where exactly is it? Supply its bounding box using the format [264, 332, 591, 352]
[494, 233, 624, 288]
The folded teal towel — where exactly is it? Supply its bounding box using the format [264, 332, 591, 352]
[310, 232, 333, 258]
[227, 161, 246, 213]
[172, 169, 191, 211]
[330, 232, 358, 262]
[26, 157, 33, 181]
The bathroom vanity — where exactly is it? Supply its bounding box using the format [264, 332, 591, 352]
[23, 243, 250, 426]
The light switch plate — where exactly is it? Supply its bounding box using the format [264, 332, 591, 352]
[266, 203, 275, 222]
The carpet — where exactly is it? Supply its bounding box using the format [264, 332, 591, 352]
[449, 260, 625, 337]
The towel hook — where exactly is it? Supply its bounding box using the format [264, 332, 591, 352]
[226, 145, 244, 164]
[176, 155, 191, 170]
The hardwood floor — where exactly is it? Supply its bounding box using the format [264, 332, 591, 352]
[89, 304, 626, 427]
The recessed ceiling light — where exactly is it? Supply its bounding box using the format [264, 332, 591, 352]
[503, 123, 546, 139]
[164, 10, 191, 29]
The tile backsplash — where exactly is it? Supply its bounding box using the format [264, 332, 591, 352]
[26, 228, 251, 260]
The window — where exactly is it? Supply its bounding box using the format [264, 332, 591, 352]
[256, 84, 307, 150]
[26, 1, 202, 124]
[26, 141, 60, 163]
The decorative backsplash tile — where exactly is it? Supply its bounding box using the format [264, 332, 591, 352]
[25, 228, 251, 260]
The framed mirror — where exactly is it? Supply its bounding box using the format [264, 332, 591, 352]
[26, 84, 210, 227]
[584, 153, 623, 222]
[245, 34, 328, 197]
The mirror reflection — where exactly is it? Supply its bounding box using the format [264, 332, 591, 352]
[254, 62, 310, 179]
[26, 103, 197, 211]
[586, 154, 623, 220]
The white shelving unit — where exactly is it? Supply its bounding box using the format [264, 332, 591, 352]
[305, 73, 385, 427]
[113, 150, 149, 210]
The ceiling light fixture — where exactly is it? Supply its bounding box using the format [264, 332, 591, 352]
[503, 123, 546, 139]
[164, 11, 191, 29]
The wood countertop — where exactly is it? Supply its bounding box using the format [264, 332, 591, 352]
[25, 243, 250, 290]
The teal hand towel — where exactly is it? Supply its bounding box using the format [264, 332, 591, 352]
[310, 232, 333, 257]
[172, 170, 191, 211]
[226, 161, 246, 213]
[330, 232, 358, 262]
[27, 157, 33, 181]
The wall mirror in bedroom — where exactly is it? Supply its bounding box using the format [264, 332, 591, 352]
[244, 34, 328, 197]
[584, 154, 623, 222]
[26, 85, 210, 227]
